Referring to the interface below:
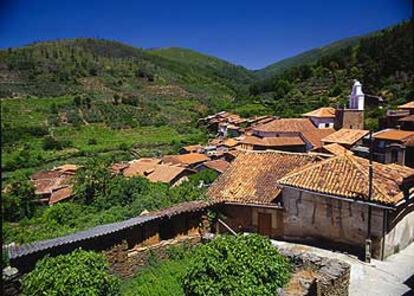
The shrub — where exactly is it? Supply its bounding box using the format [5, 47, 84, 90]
[182, 234, 291, 296]
[88, 137, 98, 145]
[22, 249, 120, 296]
[42, 135, 72, 150]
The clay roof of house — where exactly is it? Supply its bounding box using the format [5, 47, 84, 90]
[202, 160, 230, 173]
[146, 165, 190, 184]
[32, 172, 73, 195]
[31, 170, 62, 180]
[181, 144, 203, 152]
[240, 135, 305, 147]
[221, 138, 239, 148]
[49, 186, 73, 205]
[398, 101, 414, 109]
[373, 129, 414, 143]
[53, 164, 79, 174]
[111, 162, 129, 174]
[278, 154, 414, 206]
[398, 115, 414, 122]
[208, 150, 320, 205]
[320, 143, 353, 156]
[322, 128, 369, 146]
[302, 107, 336, 118]
[162, 153, 210, 166]
[123, 158, 162, 177]
[252, 118, 334, 149]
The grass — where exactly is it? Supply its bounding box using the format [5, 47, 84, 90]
[121, 254, 190, 296]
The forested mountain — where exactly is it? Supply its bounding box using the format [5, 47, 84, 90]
[1, 21, 412, 176]
[254, 35, 363, 79]
[249, 21, 413, 127]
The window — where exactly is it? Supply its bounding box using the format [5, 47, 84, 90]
[325, 123, 330, 128]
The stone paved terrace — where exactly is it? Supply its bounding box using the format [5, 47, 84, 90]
[271, 239, 414, 296]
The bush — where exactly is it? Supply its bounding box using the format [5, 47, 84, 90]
[182, 234, 291, 296]
[23, 249, 120, 296]
[42, 135, 72, 150]
[88, 138, 98, 145]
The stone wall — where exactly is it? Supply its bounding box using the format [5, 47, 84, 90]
[281, 187, 385, 258]
[278, 246, 351, 296]
[334, 109, 364, 130]
[104, 234, 202, 277]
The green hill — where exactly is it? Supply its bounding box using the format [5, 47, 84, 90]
[1, 39, 253, 173]
[255, 35, 363, 79]
[249, 21, 414, 127]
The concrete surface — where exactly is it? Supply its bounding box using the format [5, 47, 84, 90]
[270, 240, 414, 296]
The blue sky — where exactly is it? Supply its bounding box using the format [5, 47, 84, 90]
[0, 0, 410, 69]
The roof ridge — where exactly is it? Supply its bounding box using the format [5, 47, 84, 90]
[278, 154, 342, 183]
[343, 154, 390, 201]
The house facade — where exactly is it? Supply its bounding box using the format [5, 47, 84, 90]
[208, 150, 414, 260]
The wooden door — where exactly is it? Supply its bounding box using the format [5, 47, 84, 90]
[258, 213, 272, 236]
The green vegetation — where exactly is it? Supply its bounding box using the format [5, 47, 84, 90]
[250, 22, 414, 122]
[183, 234, 292, 296]
[22, 249, 120, 296]
[3, 159, 218, 244]
[121, 245, 194, 296]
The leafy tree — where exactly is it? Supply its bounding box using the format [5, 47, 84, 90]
[22, 249, 120, 296]
[182, 234, 292, 296]
[73, 157, 113, 205]
[2, 172, 36, 222]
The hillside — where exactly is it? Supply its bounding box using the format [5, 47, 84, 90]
[249, 21, 414, 127]
[1, 39, 254, 174]
[255, 35, 363, 79]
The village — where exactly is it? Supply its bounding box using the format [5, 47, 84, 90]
[3, 80, 414, 295]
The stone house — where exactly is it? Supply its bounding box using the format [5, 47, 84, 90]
[373, 129, 414, 167]
[208, 150, 414, 260]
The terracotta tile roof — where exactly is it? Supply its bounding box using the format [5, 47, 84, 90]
[111, 162, 129, 174]
[181, 144, 203, 153]
[398, 101, 414, 109]
[302, 107, 336, 118]
[123, 158, 162, 177]
[53, 164, 79, 174]
[49, 186, 73, 205]
[240, 135, 305, 147]
[398, 115, 414, 122]
[322, 128, 369, 146]
[220, 138, 239, 148]
[162, 153, 210, 166]
[253, 118, 334, 149]
[208, 150, 320, 205]
[320, 143, 353, 156]
[32, 173, 73, 195]
[373, 129, 414, 142]
[202, 160, 230, 173]
[278, 154, 414, 205]
[31, 171, 62, 180]
[145, 165, 189, 184]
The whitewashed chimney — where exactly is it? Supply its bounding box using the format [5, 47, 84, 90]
[349, 80, 365, 110]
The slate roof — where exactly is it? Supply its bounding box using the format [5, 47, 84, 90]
[208, 150, 320, 205]
[278, 154, 414, 206]
[49, 186, 73, 205]
[302, 107, 336, 118]
[322, 128, 369, 146]
[7, 200, 217, 260]
[181, 144, 203, 153]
